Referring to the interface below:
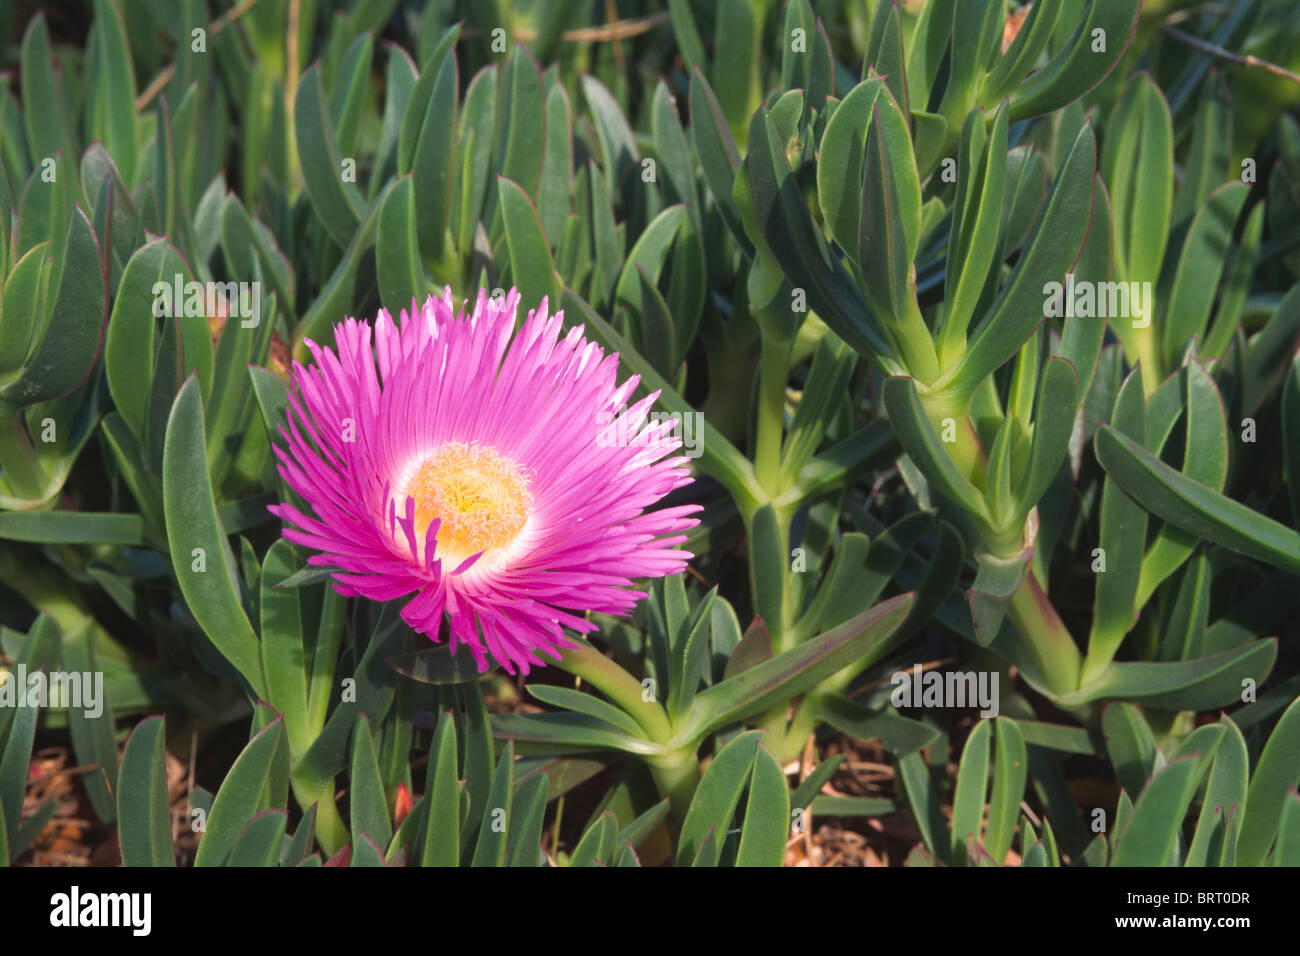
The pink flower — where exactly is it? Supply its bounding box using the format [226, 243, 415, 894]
[270, 288, 699, 674]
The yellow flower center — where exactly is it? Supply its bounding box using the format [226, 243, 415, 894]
[405, 442, 531, 563]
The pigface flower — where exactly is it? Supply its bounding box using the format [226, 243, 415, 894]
[270, 288, 700, 674]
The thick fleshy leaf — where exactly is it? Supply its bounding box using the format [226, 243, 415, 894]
[681, 593, 914, 741]
[985, 717, 1027, 864]
[0, 662, 40, 849]
[863, 0, 908, 115]
[1186, 716, 1248, 866]
[580, 75, 636, 201]
[193, 717, 287, 866]
[940, 105, 1009, 359]
[935, 0, 1002, 132]
[569, 811, 618, 867]
[951, 719, 991, 865]
[790, 531, 873, 644]
[723, 616, 773, 680]
[969, 547, 1032, 647]
[0, 510, 143, 545]
[116, 716, 175, 866]
[1102, 74, 1172, 293]
[537, 78, 573, 244]
[615, 797, 672, 853]
[668, 586, 716, 721]
[1161, 184, 1248, 370]
[1111, 753, 1213, 866]
[746, 107, 893, 365]
[490, 711, 659, 756]
[1172, 72, 1231, 229]
[20, 15, 74, 168]
[1095, 425, 1300, 575]
[746, 504, 787, 652]
[944, 125, 1095, 398]
[398, 25, 460, 176]
[499, 177, 561, 323]
[614, 205, 688, 368]
[0, 208, 107, 409]
[291, 178, 394, 360]
[857, 104, 910, 320]
[421, 709, 460, 867]
[350, 831, 387, 867]
[259, 540, 310, 751]
[470, 739, 515, 867]
[898, 750, 949, 863]
[162, 376, 266, 697]
[281, 804, 317, 868]
[328, 35, 374, 160]
[227, 810, 288, 867]
[1102, 702, 1158, 797]
[294, 65, 364, 247]
[1237, 697, 1300, 867]
[526, 684, 645, 740]
[1062, 640, 1277, 710]
[1136, 361, 1230, 606]
[667, 0, 707, 74]
[981, 0, 1063, 105]
[350, 716, 393, 851]
[651, 81, 697, 215]
[103, 237, 192, 440]
[790, 755, 846, 812]
[675, 730, 760, 865]
[0, 243, 52, 380]
[385, 641, 497, 685]
[1086, 368, 1149, 671]
[1016, 357, 1078, 522]
[90, 0, 139, 187]
[507, 771, 547, 867]
[1203, 203, 1265, 362]
[689, 70, 749, 254]
[1007, 0, 1141, 122]
[408, 46, 457, 263]
[376, 176, 425, 313]
[711, 0, 760, 146]
[62, 626, 117, 824]
[1274, 790, 1300, 866]
[810, 694, 940, 756]
[735, 745, 789, 867]
[816, 78, 884, 259]
[883, 376, 991, 522]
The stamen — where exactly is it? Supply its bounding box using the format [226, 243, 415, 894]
[402, 442, 530, 564]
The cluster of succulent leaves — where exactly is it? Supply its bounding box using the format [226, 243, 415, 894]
[3, 0, 1300, 867]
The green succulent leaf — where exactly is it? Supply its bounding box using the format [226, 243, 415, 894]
[193, 717, 288, 867]
[1095, 425, 1300, 576]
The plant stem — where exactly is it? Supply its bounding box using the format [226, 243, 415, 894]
[918, 388, 988, 487]
[898, 293, 941, 386]
[554, 641, 673, 743]
[754, 334, 790, 496]
[1127, 322, 1162, 396]
[1006, 572, 1082, 695]
[0, 411, 46, 502]
[645, 747, 700, 823]
[293, 777, 348, 856]
[760, 697, 818, 764]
